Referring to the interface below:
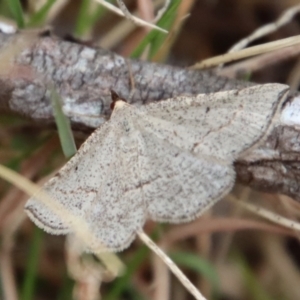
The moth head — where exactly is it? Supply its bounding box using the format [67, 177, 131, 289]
[110, 90, 128, 110]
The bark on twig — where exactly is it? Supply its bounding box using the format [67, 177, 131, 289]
[236, 101, 300, 202]
[0, 30, 250, 128]
[0, 30, 300, 202]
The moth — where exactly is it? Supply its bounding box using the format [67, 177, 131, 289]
[25, 84, 289, 252]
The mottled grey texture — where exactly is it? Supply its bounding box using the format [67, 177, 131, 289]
[1, 31, 299, 202]
[25, 84, 288, 252]
[0, 31, 251, 128]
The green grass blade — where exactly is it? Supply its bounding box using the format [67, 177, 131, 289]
[57, 272, 74, 300]
[130, 0, 180, 59]
[236, 253, 273, 300]
[20, 227, 43, 300]
[74, 0, 91, 37]
[7, 0, 25, 28]
[88, 4, 107, 28]
[171, 251, 220, 293]
[26, 0, 56, 28]
[50, 88, 77, 158]
[75, 0, 109, 37]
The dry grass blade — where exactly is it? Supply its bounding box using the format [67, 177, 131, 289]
[230, 195, 300, 232]
[137, 230, 208, 300]
[94, 0, 167, 33]
[0, 238, 18, 300]
[66, 235, 109, 300]
[152, 0, 195, 62]
[229, 4, 300, 53]
[152, 247, 170, 300]
[191, 35, 300, 69]
[0, 164, 124, 276]
[218, 43, 300, 79]
[163, 217, 296, 246]
[116, 0, 143, 27]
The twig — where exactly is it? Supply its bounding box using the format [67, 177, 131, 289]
[0, 32, 300, 201]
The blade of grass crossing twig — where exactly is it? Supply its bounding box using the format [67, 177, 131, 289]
[26, 0, 56, 27]
[7, 0, 24, 28]
[131, 0, 181, 59]
[50, 88, 77, 158]
[20, 227, 43, 300]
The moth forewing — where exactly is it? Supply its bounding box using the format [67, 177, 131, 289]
[25, 83, 289, 252]
[138, 84, 289, 160]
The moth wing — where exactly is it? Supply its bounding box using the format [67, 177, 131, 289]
[25, 119, 146, 252]
[135, 129, 235, 222]
[140, 84, 289, 161]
